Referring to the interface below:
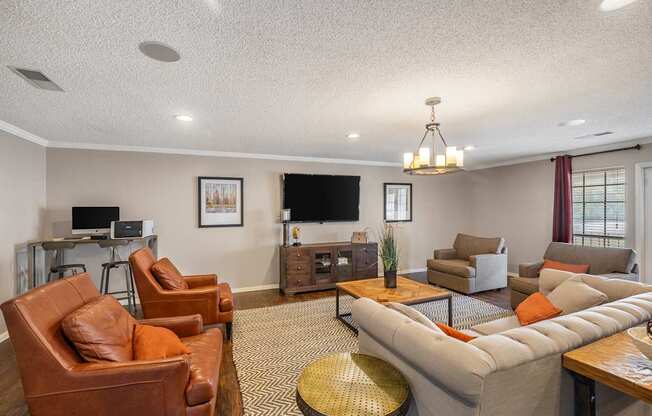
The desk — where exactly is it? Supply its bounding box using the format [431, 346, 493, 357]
[26, 235, 158, 290]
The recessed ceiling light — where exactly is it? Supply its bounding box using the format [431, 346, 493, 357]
[139, 41, 181, 62]
[346, 133, 360, 141]
[600, 0, 639, 11]
[463, 145, 476, 151]
[558, 119, 586, 127]
[175, 114, 193, 122]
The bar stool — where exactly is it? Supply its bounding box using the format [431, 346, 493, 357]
[42, 241, 86, 282]
[98, 240, 137, 314]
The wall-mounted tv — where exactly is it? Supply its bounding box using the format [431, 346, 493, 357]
[283, 174, 360, 223]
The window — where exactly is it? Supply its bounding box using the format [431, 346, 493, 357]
[572, 168, 625, 248]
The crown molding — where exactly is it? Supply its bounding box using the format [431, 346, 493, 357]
[470, 135, 652, 171]
[46, 141, 404, 167]
[2, 118, 651, 170]
[0, 120, 49, 146]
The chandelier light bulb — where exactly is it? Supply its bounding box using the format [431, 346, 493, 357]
[403, 152, 414, 169]
[446, 146, 457, 166]
[456, 150, 464, 167]
[435, 154, 446, 167]
[418, 147, 431, 165]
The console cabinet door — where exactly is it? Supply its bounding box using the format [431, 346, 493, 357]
[353, 244, 377, 278]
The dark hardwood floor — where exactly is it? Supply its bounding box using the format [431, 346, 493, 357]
[0, 272, 510, 416]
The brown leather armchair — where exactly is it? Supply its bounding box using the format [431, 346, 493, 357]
[0, 273, 223, 416]
[129, 248, 234, 339]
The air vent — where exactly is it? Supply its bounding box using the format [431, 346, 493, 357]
[8, 66, 64, 91]
[574, 131, 614, 139]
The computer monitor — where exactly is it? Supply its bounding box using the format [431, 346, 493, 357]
[72, 207, 120, 235]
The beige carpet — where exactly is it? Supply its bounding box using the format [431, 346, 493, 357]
[232, 294, 512, 416]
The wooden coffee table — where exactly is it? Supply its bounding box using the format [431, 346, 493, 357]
[563, 329, 652, 416]
[296, 352, 410, 416]
[336, 276, 452, 332]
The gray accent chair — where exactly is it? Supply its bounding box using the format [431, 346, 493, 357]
[427, 234, 508, 294]
[509, 242, 639, 309]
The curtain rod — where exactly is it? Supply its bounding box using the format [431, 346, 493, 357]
[550, 144, 641, 162]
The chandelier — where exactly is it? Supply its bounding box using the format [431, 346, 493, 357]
[403, 97, 464, 175]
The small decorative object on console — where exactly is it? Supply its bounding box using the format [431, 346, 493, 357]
[281, 209, 291, 247]
[292, 226, 301, 246]
[351, 231, 368, 244]
[378, 224, 399, 288]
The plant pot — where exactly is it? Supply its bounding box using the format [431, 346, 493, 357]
[384, 270, 397, 288]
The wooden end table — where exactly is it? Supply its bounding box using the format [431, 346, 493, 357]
[563, 329, 652, 416]
[336, 276, 452, 333]
[296, 352, 410, 416]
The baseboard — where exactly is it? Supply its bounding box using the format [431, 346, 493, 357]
[0, 331, 9, 344]
[232, 284, 279, 293]
[397, 268, 427, 274]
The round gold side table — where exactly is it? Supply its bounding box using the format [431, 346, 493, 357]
[296, 352, 411, 416]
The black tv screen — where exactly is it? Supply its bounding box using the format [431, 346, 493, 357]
[283, 174, 360, 222]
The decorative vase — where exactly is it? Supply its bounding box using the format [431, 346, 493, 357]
[384, 270, 397, 288]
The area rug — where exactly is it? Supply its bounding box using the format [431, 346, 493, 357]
[232, 294, 512, 416]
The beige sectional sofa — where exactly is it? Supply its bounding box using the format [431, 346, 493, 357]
[352, 270, 652, 416]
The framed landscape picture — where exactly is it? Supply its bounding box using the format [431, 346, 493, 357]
[384, 183, 412, 222]
[198, 177, 244, 227]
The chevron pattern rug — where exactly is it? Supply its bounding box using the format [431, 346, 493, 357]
[232, 294, 512, 416]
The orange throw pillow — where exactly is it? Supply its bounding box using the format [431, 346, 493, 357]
[133, 324, 190, 360]
[151, 258, 189, 290]
[515, 292, 562, 325]
[542, 259, 589, 274]
[435, 322, 476, 342]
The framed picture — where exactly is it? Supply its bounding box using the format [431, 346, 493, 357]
[384, 183, 412, 222]
[198, 177, 244, 227]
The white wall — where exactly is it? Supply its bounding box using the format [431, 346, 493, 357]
[466, 140, 652, 272]
[45, 148, 472, 291]
[0, 131, 46, 333]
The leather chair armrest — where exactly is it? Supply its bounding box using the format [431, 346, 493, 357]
[138, 314, 204, 337]
[434, 248, 457, 260]
[519, 261, 544, 278]
[185, 274, 218, 288]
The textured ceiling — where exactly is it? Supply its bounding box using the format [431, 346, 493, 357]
[1, 0, 651, 166]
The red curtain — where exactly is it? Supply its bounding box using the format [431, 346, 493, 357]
[552, 155, 573, 243]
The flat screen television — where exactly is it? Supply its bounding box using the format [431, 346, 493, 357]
[72, 206, 120, 235]
[283, 174, 360, 223]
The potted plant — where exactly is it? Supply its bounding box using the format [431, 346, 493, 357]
[378, 224, 399, 288]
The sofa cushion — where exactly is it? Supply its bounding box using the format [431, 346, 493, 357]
[546, 276, 608, 315]
[539, 268, 576, 295]
[544, 242, 636, 274]
[542, 259, 589, 274]
[183, 328, 223, 406]
[61, 295, 137, 362]
[386, 302, 441, 332]
[454, 233, 505, 260]
[151, 257, 189, 290]
[514, 293, 562, 325]
[427, 259, 475, 278]
[436, 322, 477, 342]
[471, 315, 521, 335]
[133, 324, 191, 360]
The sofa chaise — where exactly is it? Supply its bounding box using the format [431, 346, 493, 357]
[509, 242, 639, 308]
[427, 233, 508, 294]
[353, 270, 652, 416]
